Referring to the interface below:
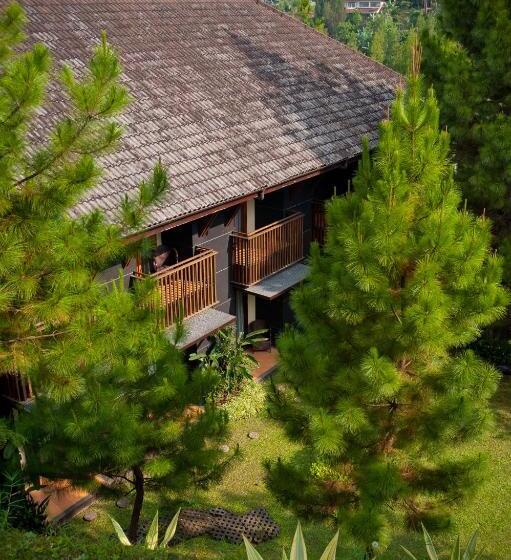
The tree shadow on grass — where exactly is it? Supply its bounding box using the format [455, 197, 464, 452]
[492, 376, 511, 440]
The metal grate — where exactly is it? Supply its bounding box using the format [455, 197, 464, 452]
[139, 507, 280, 546]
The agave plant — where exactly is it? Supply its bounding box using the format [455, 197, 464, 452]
[244, 522, 339, 560]
[401, 524, 481, 560]
[109, 508, 180, 549]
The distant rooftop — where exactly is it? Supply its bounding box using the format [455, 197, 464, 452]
[19, 0, 400, 232]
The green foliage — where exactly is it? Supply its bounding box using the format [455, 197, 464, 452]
[220, 380, 267, 422]
[335, 7, 429, 74]
[401, 524, 481, 560]
[190, 327, 266, 400]
[421, 1, 511, 273]
[244, 522, 340, 560]
[0, 2, 229, 543]
[1, 527, 171, 559]
[314, 0, 345, 36]
[266, 69, 508, 548]
[109, 508, 180, 548]
[0, 471, 48, 532]
[276, 0, 327, 33]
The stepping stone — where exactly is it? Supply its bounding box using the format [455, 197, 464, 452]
[83, 510, 97, 522]
[116, 496, 130, 508]
[248, 431, 259, 440]
[219, 444, 230, 453]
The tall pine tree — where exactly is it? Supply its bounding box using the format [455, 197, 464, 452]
[267, 48, 508, 548]
[421, 1, 511, 264]
[0, 3, 229, 541]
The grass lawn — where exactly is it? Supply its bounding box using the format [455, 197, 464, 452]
[49, 376, 511, 559]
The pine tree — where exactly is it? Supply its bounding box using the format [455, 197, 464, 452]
[0, 3, 229, 541]
[266, 49, 508, 548]
[369, 25, 386, 64]
[421, 1, 511, 264]
[0, 2, 164, 398]
[19, 287, 229, 541]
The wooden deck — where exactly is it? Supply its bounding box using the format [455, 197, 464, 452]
[249, 347, 279, 381]
[231, 212, 304, 287]
[30, 479, 95, 524]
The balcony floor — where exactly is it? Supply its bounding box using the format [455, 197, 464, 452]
[244, 262, 309, 300]
[166, 307, 236, 349]
[249, 346, 279, 381]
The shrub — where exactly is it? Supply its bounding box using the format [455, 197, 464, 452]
[190, 328, 267, 401]
[220, 381, 267, 422]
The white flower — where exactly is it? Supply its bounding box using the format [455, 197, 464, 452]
[371, 541, 379, 549]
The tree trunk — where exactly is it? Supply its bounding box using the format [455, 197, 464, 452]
[128, 465, 144, 543]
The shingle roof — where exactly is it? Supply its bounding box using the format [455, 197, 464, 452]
[19, 0, 401, 231]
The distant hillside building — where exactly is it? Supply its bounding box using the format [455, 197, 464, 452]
[345, 1, 386, 14]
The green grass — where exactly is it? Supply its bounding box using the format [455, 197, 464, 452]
[7, 377, 511, 559]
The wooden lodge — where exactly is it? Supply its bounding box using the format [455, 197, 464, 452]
[1, 0, 399, 404]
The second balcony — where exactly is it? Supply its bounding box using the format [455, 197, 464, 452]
[230, 212, 304, 287]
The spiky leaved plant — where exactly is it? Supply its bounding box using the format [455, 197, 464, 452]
[110, 509, 180, 549]
[244, 522, 339, 560]
[402, 524, 481, 560]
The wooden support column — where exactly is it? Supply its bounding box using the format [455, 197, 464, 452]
[245, 199, 256, 326]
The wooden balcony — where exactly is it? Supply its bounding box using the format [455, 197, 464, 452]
[312, 200, 326, 246]
[231, 212, 304, 287]
[138, 248, 218, 329]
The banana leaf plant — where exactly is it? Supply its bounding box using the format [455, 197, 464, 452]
[401, 524, 481, 560]
[244, 521, 339, 560]
[190, 327, 268, 399]
[109, 508, 180, 549]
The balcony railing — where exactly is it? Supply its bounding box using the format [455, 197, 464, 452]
[231, 212, 304, 286]
[0, 369, 33, 403]
[136, 248, 218, 329]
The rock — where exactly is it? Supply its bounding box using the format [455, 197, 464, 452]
[248, 431, 259, 440]
[183, 404, 205, 420]
[219, 444, 230, 453]
[116, 496, 130, 508]
[83, 511, 97, 522]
